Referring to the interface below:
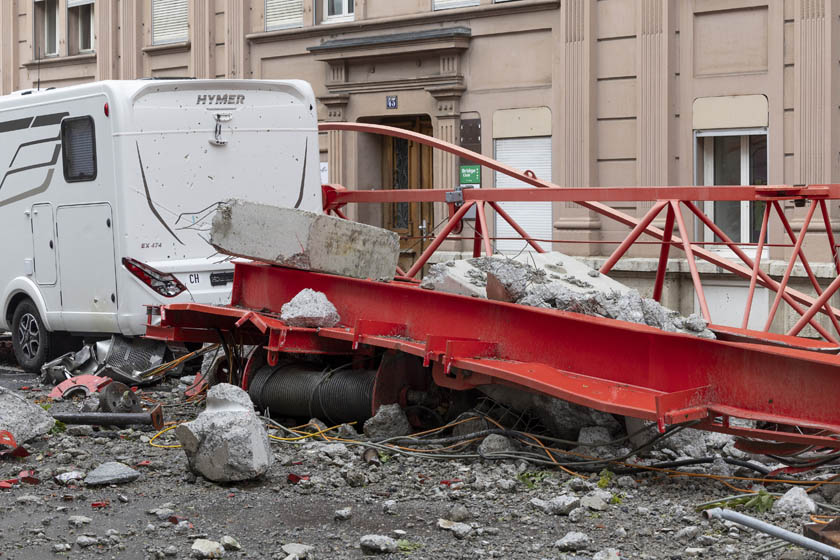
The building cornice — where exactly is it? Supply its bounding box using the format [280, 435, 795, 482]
[245, 0, 560, 44]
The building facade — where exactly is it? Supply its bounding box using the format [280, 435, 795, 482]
[1, 0, 839, 334]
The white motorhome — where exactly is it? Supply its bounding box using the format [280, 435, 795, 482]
[0, 79, 322, 371]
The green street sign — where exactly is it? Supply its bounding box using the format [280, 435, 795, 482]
[460, 165, 481, 185]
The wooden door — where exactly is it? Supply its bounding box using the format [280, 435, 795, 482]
[381, 116, 434, 274]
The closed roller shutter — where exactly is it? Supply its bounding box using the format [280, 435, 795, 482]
[433, 0, 480, 10]
[67, 0, 94, 7]
[152, 0, 188, 45]
[266, 0, 303, 30]
[493, 137, 553, 253]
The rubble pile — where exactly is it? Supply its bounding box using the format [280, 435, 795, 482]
[421, 253, 715, 339]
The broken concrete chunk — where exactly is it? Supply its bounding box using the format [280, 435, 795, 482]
[359, 534, 398, 554]
[191, 539, 225, 559]
[84, 462, 140, 486]
[281, 289, 340, 328]
[176, 383, 273, 482]
[0, 386, 55, 444]
[363, 404, 411, 439]
[773, 487, 817, 515]
[210, 199, 399, 281]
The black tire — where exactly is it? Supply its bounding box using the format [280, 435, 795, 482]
[11, 300, 53, 373]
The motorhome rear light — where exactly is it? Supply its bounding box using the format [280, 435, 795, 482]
[103, 103, 109, 117]
[122, 258, 186, 298]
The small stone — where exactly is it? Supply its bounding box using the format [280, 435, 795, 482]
[594, 549, 620, 560]
[477, 434, 515, 456]
[383, 500, 397, 515]
[280, 289, 341, 328]
[581, 490, 609, 511]
[773, 487, 817, 515]
[496, 478, 517, 492]
[684, 547, 707, 557]
[52, 543, 72, 552]
[547, 495, 580, 515]
[614, 527, 627, 538]
[675, 526, 701, 542]
[554, 531, 590, 551]
[359, 534, 398, 554]
[568, 507, 586, 523]
[55, 471, 85, 485]
[164, 545, 178, 557]
[76, 535, 98, 548]
[334, 507, 352, 521]
[281, 543, 313, 558]
[220, 536, 241, 551]
[363, 404, 411, 439]
[437, 518, 473, 539]
[84, 462, 140, 486]
[15, 495, 41, 505]
[616, 475, 637, 488]
[568, 477, 591, 492]
[448, 503, 471, 522]
[66, 425, 94, 437]
[68, 515, 92, 527]
[191, 539, 225, 558]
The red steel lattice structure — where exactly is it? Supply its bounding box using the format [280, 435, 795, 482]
[147, 123, 840, 452]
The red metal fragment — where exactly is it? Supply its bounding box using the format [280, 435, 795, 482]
[91, 501, 110, 508]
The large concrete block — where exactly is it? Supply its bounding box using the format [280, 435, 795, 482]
[211, 200, 399, 281]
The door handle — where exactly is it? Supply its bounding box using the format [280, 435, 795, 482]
[419, 219, 428, 238]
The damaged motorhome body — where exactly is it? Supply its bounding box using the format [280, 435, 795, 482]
[0, 79, 322, 372]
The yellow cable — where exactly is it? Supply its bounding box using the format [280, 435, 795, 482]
[149, 424, 182, 449]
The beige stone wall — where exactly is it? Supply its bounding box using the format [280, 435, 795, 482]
[1, 0, 839, 331]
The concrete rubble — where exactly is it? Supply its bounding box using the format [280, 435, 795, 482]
[84, 461, 141, 486]
[175, 383, 273, 482]
[280, 288, 341, 328]
[210, 199, 400, 281]
[773, 486, 817, 515]
[363, 404, 412, 439]
[0, 385, 54, 443]
[421, 252, 714, 338]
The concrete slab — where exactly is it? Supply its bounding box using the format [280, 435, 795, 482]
[210, 200, 400, 282]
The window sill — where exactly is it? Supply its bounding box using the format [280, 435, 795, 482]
[142, 41, 191, 55]
[322, 15, 355, 24]
[23, 52, 96, 69]
[246, 0, 559, 43]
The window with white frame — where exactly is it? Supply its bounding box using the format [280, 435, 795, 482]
[696, 129, 768, 247]
[323, 0, 354, 22]
[152, 0, 188, 45]
[434, 0, 480, 10]
[266, 0, 303, 30]
[68, 0, 95, 55]
[34, 0, 59, 57]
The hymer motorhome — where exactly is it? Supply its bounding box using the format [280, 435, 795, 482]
[0, 79, 321, 371]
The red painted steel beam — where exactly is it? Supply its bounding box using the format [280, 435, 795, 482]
[151, 263, 840, 448]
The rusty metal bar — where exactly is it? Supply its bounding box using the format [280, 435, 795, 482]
[652, 205, 675, 303]
[406, 201, 475, 278]
[600, 200, 668, 275]
[743, 203, 771, 329]
[764, 201, 818, 332]
[476, 201, 493, 257]
[488, 201, 547, 254]
[670, 201, 710, 322]
[772, 201, 840, 338]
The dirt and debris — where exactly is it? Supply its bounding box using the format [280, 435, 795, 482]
[0, 363, 836, 559]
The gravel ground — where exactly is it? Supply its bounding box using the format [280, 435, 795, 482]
[0, 363, 836, 560]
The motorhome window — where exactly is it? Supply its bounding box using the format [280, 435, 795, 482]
[34, 0, 59, 57]
[61, 117, 97, 182]
[68, 0, 95, 54]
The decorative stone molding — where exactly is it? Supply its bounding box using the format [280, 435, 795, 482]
[190, 0, 213, 79]
[427, 85, 465, 118]
[319, 94, 350, 122]
[225, 0, 248, 78]
[0, 0, 18, 95]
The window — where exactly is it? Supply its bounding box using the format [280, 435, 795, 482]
[494, 137, 553, 253]
[434, 0, 480, 10]
[68, 0, 95, 55]
[697, 130, 767, 247]
[266, 0, 303, 30]
[324, 0, 353, 22]
[34, 0, 59, 57]
[152, 0, 188, 45]
[61, 117, 97, 182]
